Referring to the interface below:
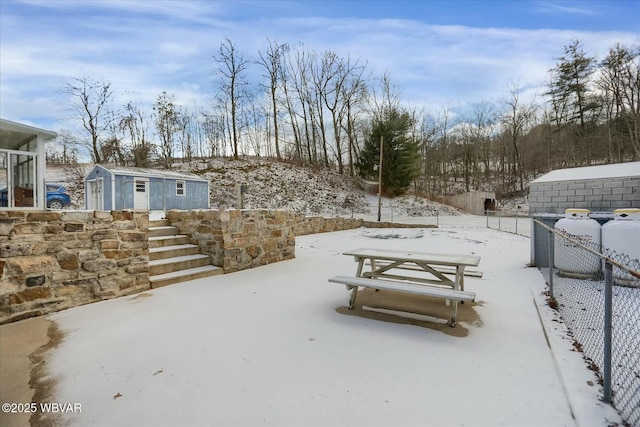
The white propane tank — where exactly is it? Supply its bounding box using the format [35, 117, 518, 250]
[602, 208, 640, 284]
[554, 209, 602, 277]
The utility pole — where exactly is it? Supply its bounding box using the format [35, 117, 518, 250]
[377, 135, 383, 222]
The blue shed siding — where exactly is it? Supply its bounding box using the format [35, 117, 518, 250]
[114, 175, 135, 209]
[150, 179, 209, 210]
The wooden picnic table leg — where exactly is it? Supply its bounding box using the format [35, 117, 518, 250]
[450, 299, 459, 327]
[456, 265, 465, 291]
[349, 286, 359, 309]
[348, 257, 365, 309]
[355, 257, 365, 277]
[456, 265, 465, 304]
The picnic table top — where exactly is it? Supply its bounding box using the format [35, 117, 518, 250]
[343, 248, 481, 267]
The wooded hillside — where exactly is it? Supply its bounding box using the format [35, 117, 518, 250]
[48, 39, 639, 198]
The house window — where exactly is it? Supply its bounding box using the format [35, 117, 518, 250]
[176, 181, 185, 196]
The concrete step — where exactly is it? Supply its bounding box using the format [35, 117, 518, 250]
[146, 218, 222, 289]
[149, 219, 169, 228]
[149, 244, 200, 261]
[150, 265, 223, 288]
[149, 254, 212, 276]
[149, 225, 179, 238]
[148, 234, 191, 248]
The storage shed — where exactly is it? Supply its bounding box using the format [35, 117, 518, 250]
[85, 165, 210, 211]
[444, 190, 496, 216]
[529, 162, 640, 215]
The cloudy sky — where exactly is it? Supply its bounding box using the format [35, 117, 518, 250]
[1, 0, 639, 133]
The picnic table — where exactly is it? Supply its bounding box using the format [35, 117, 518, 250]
[329, 248, 482, 327]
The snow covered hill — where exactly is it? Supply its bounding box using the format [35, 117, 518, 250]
[45, 158, 465, 217]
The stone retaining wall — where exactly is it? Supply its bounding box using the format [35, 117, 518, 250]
[0, 210, 149, 324]
[166, 209, 297, 273]
[294, 215, 363, 236]
[0, 209, 383, 323]
[166, 210, 363, 273]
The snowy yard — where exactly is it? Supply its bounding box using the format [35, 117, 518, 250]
[45, 226, 621, 426]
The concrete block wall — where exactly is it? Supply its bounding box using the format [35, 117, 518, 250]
[0, 210, 149, 324]
[529, 176, 640, 214]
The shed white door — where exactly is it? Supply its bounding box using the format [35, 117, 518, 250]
[88, 179, 103, 210]
[133, 179, 149, 211]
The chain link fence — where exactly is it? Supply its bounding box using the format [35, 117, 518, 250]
[485, 210, 531, 236]
[533, 219, 640, 427]
[330, 205, 534, 236]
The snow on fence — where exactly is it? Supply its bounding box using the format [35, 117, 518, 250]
[533, 219, 640, 427]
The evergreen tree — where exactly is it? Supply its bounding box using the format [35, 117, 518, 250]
[546, 40, 601, 163]
[357, 108, 419, 196]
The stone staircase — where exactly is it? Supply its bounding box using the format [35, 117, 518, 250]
[148, 219, 223, 288]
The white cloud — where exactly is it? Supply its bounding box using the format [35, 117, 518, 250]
[1, 1, 637, 134]
[533, 1, 601, 16]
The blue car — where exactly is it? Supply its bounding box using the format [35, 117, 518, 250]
[46, 183, 72, 209]
[0, 184, 72, 208]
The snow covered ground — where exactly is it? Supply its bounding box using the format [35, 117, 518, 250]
[44, 223, 621, 426]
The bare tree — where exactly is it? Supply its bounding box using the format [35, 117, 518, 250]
[433, 107, 457, 194]
[598, 44, 640, 160]
[102, 110, 127, 166]
[282, 44, 313, 163]
[46, 129, 80, 165]
[257, 38, 288, 160]
[214, 37, 249, 160]
[500, 83, 537, 192]
[321, 52, 366, 174]
[308, 50, 332, 168]
[178, 110, 194, 164]
[368, 71, 401, 121]
[153, 91, 182, 169]
[120, 101, 153, 167]
[202, 111, 225, 157]
[468, 101, 497, 188]
[341, 75, 368, 176]
[63, 76, 114, 163]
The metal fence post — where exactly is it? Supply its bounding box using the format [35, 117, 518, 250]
[603, 261, 613, 403]
[548, 228, 554, 298]
[515, 211, 518, 235]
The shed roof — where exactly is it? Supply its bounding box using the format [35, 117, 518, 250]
[98, 165, 208, 182]
[531, 161, 640, 183]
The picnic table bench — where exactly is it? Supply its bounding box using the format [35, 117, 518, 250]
[329, 248, 481, 327]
